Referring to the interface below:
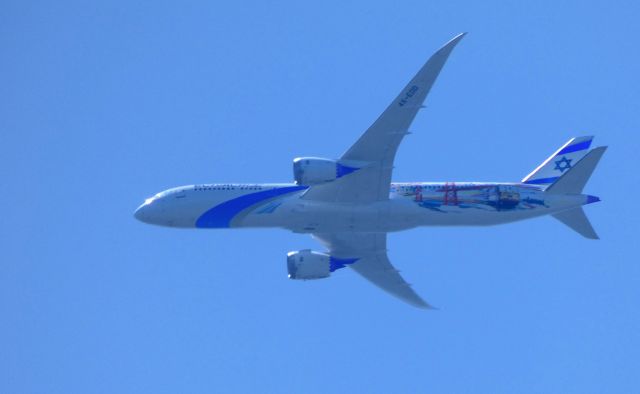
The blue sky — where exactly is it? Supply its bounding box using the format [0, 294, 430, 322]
[2, 1, 639, 393]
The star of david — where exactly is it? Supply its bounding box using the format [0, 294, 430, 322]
[554, 156, 572, 173]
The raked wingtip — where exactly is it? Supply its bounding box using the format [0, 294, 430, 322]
[439, 32, 467, 51]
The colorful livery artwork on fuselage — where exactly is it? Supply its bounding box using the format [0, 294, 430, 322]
[392, 183, 547, 212]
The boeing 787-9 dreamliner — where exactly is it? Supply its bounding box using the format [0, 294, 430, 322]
[135, 33, 606, 308]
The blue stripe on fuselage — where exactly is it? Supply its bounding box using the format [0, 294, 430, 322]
[196, 186, 308, 228]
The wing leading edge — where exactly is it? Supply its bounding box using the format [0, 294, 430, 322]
[342, 32, 467, 164]
[312, 232, 433, 309]
[303, 33, 466, 203]
[304, 35, 466, 306]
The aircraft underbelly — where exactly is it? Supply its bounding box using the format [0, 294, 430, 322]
[239, 197, 555, 233]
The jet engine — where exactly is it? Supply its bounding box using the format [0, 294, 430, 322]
[293, 157, 360, 185]
[287, 250, 331, 280]
[287, 250, 358, 280]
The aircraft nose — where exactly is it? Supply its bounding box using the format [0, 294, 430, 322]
[134, 202, 149, 223]
[134, 197, 158, 224]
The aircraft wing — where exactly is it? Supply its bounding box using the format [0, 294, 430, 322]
[303, 33, 466, 203]
[312, 232, 433, 309]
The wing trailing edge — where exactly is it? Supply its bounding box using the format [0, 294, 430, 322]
[312, 232, 434, 309]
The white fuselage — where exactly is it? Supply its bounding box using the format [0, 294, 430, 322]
[134, 182, 593, 233]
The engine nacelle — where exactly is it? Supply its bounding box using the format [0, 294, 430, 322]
[293, 157, 360, 186]
[287, 250, 331, 280]
[287, 250, 359, 280]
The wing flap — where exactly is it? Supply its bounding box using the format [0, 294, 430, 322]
[349, 253, 433, 309]
[312, 233, 433, 309]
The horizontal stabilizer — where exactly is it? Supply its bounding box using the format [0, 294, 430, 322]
[552, 207, 599, 239]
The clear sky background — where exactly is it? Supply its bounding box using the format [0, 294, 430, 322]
[2, 1, 639, 393]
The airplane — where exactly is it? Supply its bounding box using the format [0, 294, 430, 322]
[134, 33, 606, 308]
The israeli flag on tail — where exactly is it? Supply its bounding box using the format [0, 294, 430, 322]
[522, 136, 594, 187]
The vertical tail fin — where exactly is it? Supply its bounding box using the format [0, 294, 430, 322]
[540, 143, 607, 240]
[522, 136, 594, 187]
[545, 146, 607, 194]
